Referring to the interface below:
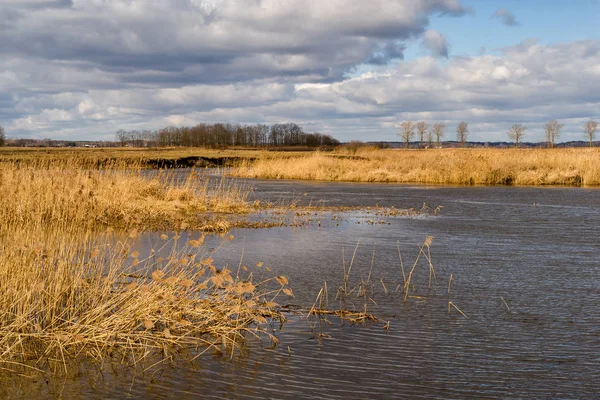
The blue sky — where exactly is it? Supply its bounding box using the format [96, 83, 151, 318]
[420, 0, 600, 59]
[1, 0, 599, 143]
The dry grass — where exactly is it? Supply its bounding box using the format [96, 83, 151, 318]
[0, 147, 309, 169]
[0, 158, 292, 373]
[0, 160, 257, 233]
[231, 147, 600, 186]
[0, 229, 291, 374]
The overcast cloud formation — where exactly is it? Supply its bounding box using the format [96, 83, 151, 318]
[1, 0, 599, 142]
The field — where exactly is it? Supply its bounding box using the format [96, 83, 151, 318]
[3, 146, 598, 186]
[232, 147, 600, 186]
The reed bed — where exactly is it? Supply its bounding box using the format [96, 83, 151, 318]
[0, 158, 298, 374]
[231, 148, 600, 186]
[0, 229, 291, 374]
[0, 160, 256, 233]
[0, 147, 307, 169]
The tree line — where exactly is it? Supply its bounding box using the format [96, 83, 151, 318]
[115, 123, 340, 148]
[398, 119, 599, 148]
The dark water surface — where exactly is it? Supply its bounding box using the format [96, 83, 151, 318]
[13, 179, 600, 399]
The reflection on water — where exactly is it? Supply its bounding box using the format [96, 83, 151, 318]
[9, 178, 600, 399]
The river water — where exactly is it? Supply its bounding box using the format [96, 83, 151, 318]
[11, 178, 600, 399]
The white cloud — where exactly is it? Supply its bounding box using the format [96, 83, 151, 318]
[1, 2, 598, 144]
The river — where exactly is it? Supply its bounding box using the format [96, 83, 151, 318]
[11, 178, 600, 399]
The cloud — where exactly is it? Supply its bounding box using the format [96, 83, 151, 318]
[366, 42, 407, 65]
[0, 0, 467, 85]
[2, 2, 598, 144]
[6, 39, 600, 142]
[0, 0, 469, 137]
[492, 8, 520, 26]
[422, 30, 449, 58]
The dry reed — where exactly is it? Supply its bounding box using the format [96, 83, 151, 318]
[0, 229, 291, 374]
[0, 160, 256, 233]
[231, 148, 600, 186]
[0, 158, 291, 374]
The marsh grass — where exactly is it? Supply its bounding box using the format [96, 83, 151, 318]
[231, 148, 600, 186]
[0, 160, 257, 233]
[0, 147, 308, 170]
[0, 153, 456, 377]
[0, 158, 296, 375]
[306, 236, 467, 328]
[0, 229, 292, 374]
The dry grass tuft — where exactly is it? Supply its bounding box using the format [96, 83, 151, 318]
[0, 230, 291, 373]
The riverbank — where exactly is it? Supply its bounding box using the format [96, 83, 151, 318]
[3, 146, 597, 186]
[232, 147, 600, 186]
[0, 159, 295, 374]
[0, 147, 311, 169]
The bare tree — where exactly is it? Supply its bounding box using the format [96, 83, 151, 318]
[115, 129, 128, 147]
[584, 120, 598, 147]
[426, 127, 434, 147]
[416, 121, 429, 148]
[456, 121, 468, 147]
[507, 123, 527, 148]
[432, 123, 445, 148]
[398, 121, 415, 148]
[0, 125, 5, 147]
[544, 120, 563, 148]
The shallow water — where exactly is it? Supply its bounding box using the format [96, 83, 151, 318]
[11, 178, 600, 399]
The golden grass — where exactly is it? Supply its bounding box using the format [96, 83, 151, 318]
[0, 158, 291, 373]
[0, 229, 291, 373]
[0, 147, 310, 169]
[0, 151, 454, 375]
[231, 147, 600, 186]
[0, 160, 257, 233]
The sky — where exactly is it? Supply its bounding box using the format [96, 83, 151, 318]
[1, 0, 599, 143]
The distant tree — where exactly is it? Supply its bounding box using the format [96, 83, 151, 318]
[507, 123, 527, 148]
[399, 121, 415, 148]
[0, 125, 5, 147]
[416, 121, 429, 148]
[456, 121, 469, 147]
[584, 120, 598, 147]
[426, 127, 434, 147]
[345, 140, 364, 154]
[115, 129, 128, 147]
[544, 120, 563, 148]
[432, 123, 445, 147]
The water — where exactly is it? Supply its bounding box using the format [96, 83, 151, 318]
[8, 179, 600, 399]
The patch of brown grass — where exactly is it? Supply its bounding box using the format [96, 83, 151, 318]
[0, 160, 256, 233]
[0, 229, 291, 374]
[231, 148, 600, 186]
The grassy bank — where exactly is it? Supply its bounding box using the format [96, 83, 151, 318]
[231, 148, 600, 186]
[0, 160, 258, 233]
[0, 147, 310, 169]
[0, 159, 293, 373]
